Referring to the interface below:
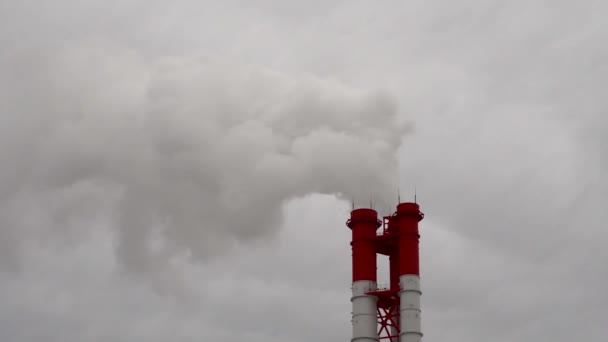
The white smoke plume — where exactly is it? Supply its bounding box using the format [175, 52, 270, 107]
[0, 45, 409, 274]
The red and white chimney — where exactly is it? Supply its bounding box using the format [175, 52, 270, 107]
[347, 208, 381, 342]
[346, 202, 424, 342]
[396, 203, 424, 342]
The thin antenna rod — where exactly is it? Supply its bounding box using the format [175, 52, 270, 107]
[414, 187, 417, 204]
[398, 188, 401, 204]
[352, 197, 355, 211]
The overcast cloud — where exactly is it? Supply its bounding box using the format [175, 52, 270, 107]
[1, 1, 607, 341]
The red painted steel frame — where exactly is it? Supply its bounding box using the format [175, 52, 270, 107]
[378, 305, 400, 342]
[367, 288, 400, 342]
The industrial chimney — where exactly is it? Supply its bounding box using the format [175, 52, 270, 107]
[347, 208, 381, 342]
[346, 202, 424, 342]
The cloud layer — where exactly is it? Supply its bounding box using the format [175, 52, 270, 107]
[2, 1, 608, 342]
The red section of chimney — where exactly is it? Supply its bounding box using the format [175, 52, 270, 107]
[347, 208, 381, 282]
[396, 202, 424, 276]
[387, 218, 400, 291]
[389, 252, 400, 290]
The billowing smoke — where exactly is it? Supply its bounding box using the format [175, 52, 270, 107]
[0, 45, 409, 274]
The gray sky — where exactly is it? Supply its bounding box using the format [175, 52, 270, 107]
[1, 1, 607, 341]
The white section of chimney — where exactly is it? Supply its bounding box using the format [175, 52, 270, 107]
[399, 275, 422, 342]
[351, 280, 379, 342]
